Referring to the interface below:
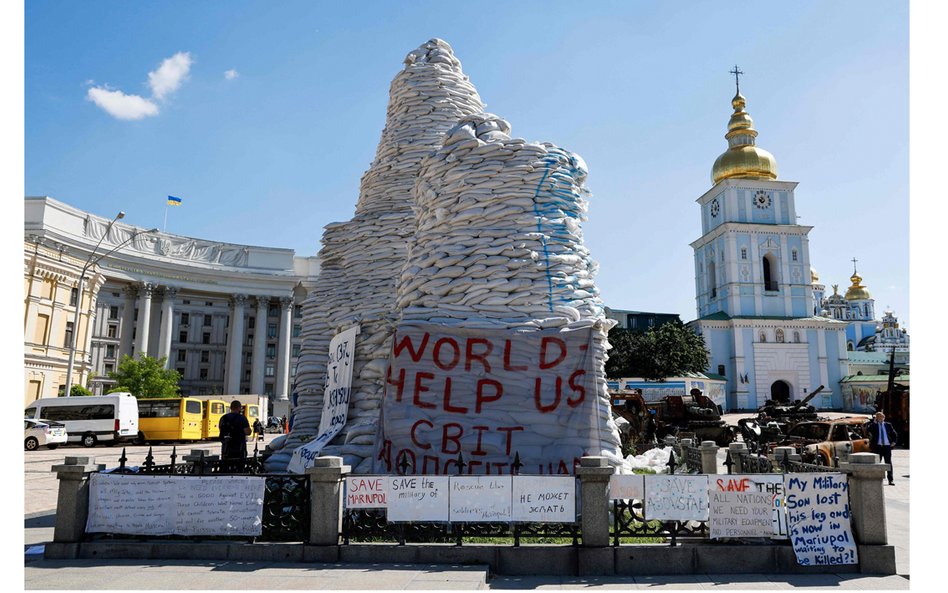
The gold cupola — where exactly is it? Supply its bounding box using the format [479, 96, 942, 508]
[711, 84, 779, 185]
[844, 270, 871, 301]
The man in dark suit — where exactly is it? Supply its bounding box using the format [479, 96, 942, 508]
[867, 412, 898, 484]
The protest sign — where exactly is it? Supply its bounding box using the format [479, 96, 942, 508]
[449, 476, 513, 522]
[86, 474, 264, 536]
[512, 476, 576, 522]
[374, 324, 604, 476]
[708, 475, 777, 539]
[644, 475, 709, 521]
[345, 475, 388, 509]
[288, 325, 359, 473]
[386, 475, 449, 522]
[784, 473, 858, 566]
[608, 474, 645, 500]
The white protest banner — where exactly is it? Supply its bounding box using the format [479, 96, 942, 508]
[512, 476, 575, 522]
[374, 324, 603, 476]
[785, 473, 858, 566]
[288, 325, 360, 473]
[386, 475, 449, 522]
[644, 475, 709, 521]
[86, 474, 265, 537]
[608, 474, 645, 500]
[345, 475, 389, 509]
[449, 476, 513, 522]
[708, 475, 776, 539]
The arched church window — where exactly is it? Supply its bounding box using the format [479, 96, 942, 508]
[775, 328, 785, 343]
[759, 331, 767, 343]
[762, 253, 778, 291]
[791, 249, 798, 262]
[741, 247, 747, 260]
[793, 331, 800, 343]
[708, 261, 717, 299]
[847, 342, 854, 351]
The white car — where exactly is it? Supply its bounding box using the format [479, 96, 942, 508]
[24, 419, 68, 451]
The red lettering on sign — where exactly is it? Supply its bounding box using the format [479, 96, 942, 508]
[503, 339, 527, 372]
[471, 425, 489, 456]
[385, 367, 406, 402]
[716, 478, 751, 492]
[412, 372, 436, 409]
[534, 376, 563, 412]
[567, 369, 586, 407]
[441, 423, 463, 454]
[433, 337, 461, 371]
[465, 338, 493, 373]
[410, 418, 433, 450]
[539, 337, 567, 369]
[393, 331, 430, 362]
[497, 426, 524, 455]
[475, 379, 503, 412]
[467, 460, 483, 474]
[442, 377, 468, 414]
[422, 455, 441, 475]
[376, 438, 392, 471]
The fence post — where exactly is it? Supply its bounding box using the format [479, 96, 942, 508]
[306, 456, 350, 546]
[839, 452, 889, 545]
[51, 456, 105, 544]
[699, 441, 719, 474]
[728, 442, 747, 473]
[575, 456, 614, 547]
[183, 449, 219, 475]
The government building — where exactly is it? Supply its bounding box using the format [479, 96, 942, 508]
[24, 196, 319, 414]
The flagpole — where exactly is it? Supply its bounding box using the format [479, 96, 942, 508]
[163, 204, 168, 232]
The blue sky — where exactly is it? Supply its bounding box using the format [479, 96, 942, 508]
[22, 0, 910, 328]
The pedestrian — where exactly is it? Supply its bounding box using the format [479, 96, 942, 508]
[867, 411, 898, 484]
[281, 415, 288, 434]
[219, 400, 251, 460]
[252, 418, 264, 442]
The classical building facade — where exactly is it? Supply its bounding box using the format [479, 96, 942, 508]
[687, 85, 850, 411]
[24, 196, 320, 415]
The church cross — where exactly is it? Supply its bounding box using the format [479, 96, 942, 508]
[851, 257, 858, 274]
[730, 65, 744, 93]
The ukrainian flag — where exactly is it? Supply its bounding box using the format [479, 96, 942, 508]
[167, 195, 182, 206]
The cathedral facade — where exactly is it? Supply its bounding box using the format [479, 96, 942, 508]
[687, 84, 849, 412]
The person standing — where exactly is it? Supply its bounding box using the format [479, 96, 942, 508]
[867, 411, 898, 484]
[252, 418, 264, 442]
[219, 400, 251, 459]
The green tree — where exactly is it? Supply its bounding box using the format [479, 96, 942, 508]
[106, 355, 181, 398]
[59, 384, 93, 397]
[606, 320, 709, 380]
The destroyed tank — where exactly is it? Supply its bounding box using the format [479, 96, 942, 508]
[736, 385, 825, 446]
[649, 389, 735, 447]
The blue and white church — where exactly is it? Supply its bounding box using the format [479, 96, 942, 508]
[687, 78, 849, 411]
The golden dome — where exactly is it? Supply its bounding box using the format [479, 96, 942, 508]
[811, 268, 819, 283]
[711, 92, 778, 185]
[844, 272, 871, 301]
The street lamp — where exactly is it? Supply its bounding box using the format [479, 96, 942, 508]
[63, 216, 159, 396]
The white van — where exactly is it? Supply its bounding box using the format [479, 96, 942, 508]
[24, 393, 139, 447]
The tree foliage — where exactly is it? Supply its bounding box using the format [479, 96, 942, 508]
[106, 355, 181, 398]
[59, 384, 93, 397]
[605, 320, 710, 381]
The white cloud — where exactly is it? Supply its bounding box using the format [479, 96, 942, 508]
[86, 87, 159, 120]
[224, 69, 239, 80]
[148, 52, 193, 100]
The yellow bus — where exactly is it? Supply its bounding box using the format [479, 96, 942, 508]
[243, 402, 262, 429]
[136, 397, 203, 443]
[202, 399, 227, 440]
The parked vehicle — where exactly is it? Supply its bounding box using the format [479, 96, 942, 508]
[771, 416, 871, 466]
[24, 418, 68, 451]
[24, 393, 139, 447]
[135, 397, 204, 443]
[201, 399, 227, 440]
[735, 385, 825, 447]
[266, 416, 282, 429]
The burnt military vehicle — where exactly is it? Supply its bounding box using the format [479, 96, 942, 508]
[736, 385, 825, 447]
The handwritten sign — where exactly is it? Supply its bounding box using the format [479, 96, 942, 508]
[386, 475, 449, 522]
[374, 324, 601, 476]
[608, 474, 645, 500]
[511, 476, 575, 522]
[449, 476, 513, 522]
[288, 325, 360, 473]
[709, 475, 777, 539]
[644, 475, 709, 521]
[345, 475, 388, 509]
[785, 473, 858, 566]
[86, 474, 265, 536]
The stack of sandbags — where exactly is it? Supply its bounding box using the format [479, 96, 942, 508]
[264, 39, 485, 472]
[389, 112, 624, 468]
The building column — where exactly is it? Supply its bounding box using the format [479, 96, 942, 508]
[275, 296, 293, 401]
[156, 286, 178, 366]
[133, 282, 154, 358]
[251, 297, 269, 395]
[119, 285, 138, 359]
[225, 294, 247, 394]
